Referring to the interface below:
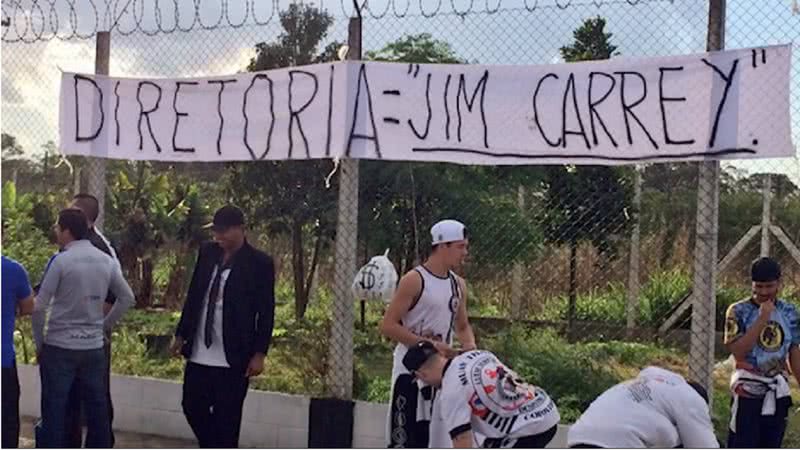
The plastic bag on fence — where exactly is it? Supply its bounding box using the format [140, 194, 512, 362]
[351, 249, 399, 303]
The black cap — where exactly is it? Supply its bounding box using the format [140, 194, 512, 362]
[209, 205, 245, 231]
[402, 341, 438, 372]
[751, 257, 781, 282]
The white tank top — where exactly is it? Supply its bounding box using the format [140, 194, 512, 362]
[392, 265, 462, 378]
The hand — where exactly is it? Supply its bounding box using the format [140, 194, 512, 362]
[169, 336, 185, 358]
[758, 300, 776, 320]
[245, 353, 266, 378]
[432, 341, 458, 359]
[458, 344, 477, 355]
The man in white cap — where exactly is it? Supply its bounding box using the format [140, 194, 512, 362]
[380, 219, 477, 448]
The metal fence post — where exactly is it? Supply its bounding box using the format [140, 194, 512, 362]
[326, 14, 361, 400]
[86, 31, 110, 230]
[689, 0, 725, 403]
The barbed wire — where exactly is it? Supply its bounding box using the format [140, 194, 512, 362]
[1, 0, 664, 43]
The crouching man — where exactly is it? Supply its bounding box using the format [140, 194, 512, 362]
[402, 341, 560, 448]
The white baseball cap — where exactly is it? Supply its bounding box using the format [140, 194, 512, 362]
[430, 220, 468, 245]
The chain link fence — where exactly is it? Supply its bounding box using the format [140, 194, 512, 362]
[2, 0, 798, 428]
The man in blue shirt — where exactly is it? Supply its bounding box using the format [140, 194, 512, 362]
[724, 257, 800, 448]
[2, 256, 35, 448]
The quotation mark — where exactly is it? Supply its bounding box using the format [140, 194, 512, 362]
[751, 49, 766, 68]
[407, 64, 421, 78]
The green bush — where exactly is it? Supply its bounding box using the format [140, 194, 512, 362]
[364, 376, 392, 403]
[1, 182, 59, 283]
[537, 270, 692, 327]
[119, 309, 181, 335]
[110, 327, 184, 380]
[484, 325, 620, 422]
[582, 340, 681, 368]
[536, 284, 629, 325]
[531, 268, 786, 333]
[638, 269, 691, 326]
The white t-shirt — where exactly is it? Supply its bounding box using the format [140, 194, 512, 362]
[438, 351, 560, 444]
[567, 367, 719, 448]
[190, 265, 230, 368]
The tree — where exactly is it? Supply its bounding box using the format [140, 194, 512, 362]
[365, 33, 464, 64]
[358, 35, 546, 276]
[717, 171, 800, 272]
[247, 3, 337, 71]
[1, 133, 28, 188]
[1, 133, 23, 157]
[0, 134, 53, 194]
[106, 161, 209, 308]
[544, 17, 633, 336]
[233, 4, 341, 320]
[1, 182, 57, 284]
[358, 34, 468, 271]
[641, 163, 697, 268]
[559, 17, 618, 62]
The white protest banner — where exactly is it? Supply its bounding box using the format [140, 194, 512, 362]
[59, 44, 793, 165]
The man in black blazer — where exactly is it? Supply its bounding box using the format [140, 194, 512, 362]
[170, 205, 276, 448]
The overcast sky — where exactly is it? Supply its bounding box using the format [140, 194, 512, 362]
[2, 0, 798, 180]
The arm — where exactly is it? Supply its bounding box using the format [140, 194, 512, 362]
[33, 253, 58, 296]
[90, 230, 119, 314]
[17, 295, 34, 316]
[725, 302, 773, 361]
[673, 390, 720, 448]
[789, 347, 800, 388]
[454, 277, 476, 351]
[32, 256, 62, 351]
[788, 305, 800, 387]
[245, 254, 276, 378]
[452, 430, 475, 449]
[251, 255, 276, 356]
[14, 264, 34, 316]
[175, 246, 205, 340]
[379, 271, 425, 347]
[103, 261, 135, 330]
[441, 387, 476, 448]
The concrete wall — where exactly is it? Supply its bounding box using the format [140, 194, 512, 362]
[18, 364, 309, 448]
[18, 364, 568, 448]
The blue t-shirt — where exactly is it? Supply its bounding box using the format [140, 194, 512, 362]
[2, 256, 32, 367]
[724, 298, 800, 376]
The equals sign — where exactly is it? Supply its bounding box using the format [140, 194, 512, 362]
[382, 90, 401, 124]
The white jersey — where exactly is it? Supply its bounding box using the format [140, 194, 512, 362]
[567, 367, 719, 449]
[387, 266, 463, 448]
[438, 351, 560, 443]
[392, 265, 462, 376]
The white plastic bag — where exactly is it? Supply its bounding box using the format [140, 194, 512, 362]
[351, 249, 399, 303]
